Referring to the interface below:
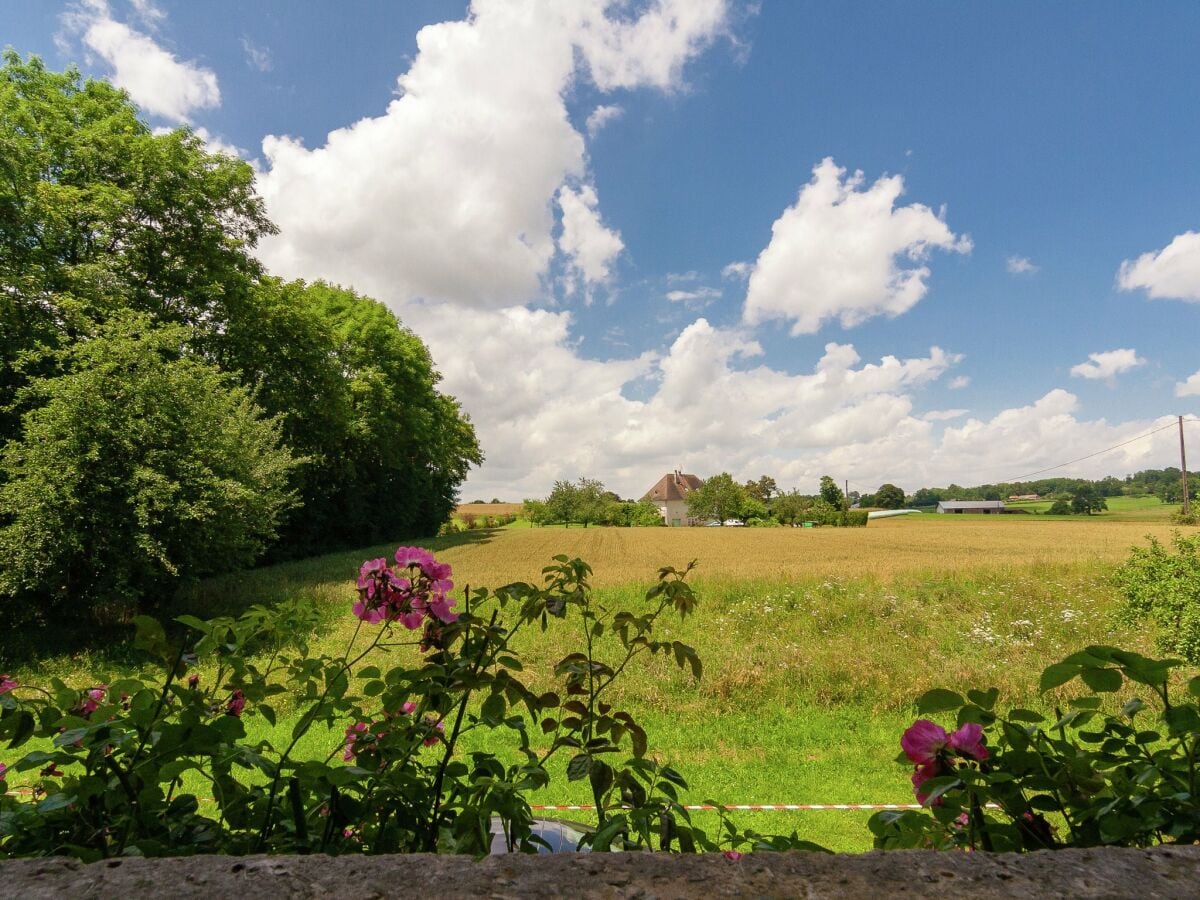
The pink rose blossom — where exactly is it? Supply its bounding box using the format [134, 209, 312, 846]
[723, 850, 743, 861]
[0, 675, 16, 695]
[343, 721, 371, 761]
[948, 723, 988, 761]
[226, 690, 246, 717]
[394, 546, 436, 573]
[0, 762, 7, 779]
[422, 715, 446, 747]
[187, 674, 200, 690]
[400, 702, 417, 715]
[901, 720, 948, 765]
[911, 761, 943, 805]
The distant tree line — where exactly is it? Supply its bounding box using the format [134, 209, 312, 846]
[0, 55, 480, 627]
[907, 469, 1197, 507]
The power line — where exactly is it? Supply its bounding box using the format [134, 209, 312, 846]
[841, 415, 1200, 493]
[996, 420, 1181, 483]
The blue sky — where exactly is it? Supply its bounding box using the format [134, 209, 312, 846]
[7, 1, 1200, 499]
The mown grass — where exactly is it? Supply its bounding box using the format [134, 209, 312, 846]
[4, 512, 1193, 851]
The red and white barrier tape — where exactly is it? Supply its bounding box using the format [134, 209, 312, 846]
[531, 803, 926, 812]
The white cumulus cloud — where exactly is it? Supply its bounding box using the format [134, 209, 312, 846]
[558, 183, 624, 295]
[742, 157, 972, 335]
[66, 0, 220, 124]
[1117, 231, 1200, 301]
[586, 103, 623, 135]
[1006, 255, 1039, 275]
[948, 376, 970, 390]
[256, 0, 730, 308]
[1069, 348, 1145, 381]
[1176, 370, 1200, 398]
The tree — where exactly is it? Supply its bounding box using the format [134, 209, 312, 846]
[744, 475, 779, 503]
[0, 55, 482, 561]
[875, 483, 906, 509]
[772, 491, 813, 525]
[819, 476, 845, 509]
[1071, 485, 1108, 516]
[574, 478, 608, 528]
[1046, 499, 1072, 515]
[0, 316, 299, 625]
[687, 473, 747, 524]
[546, 480, 579, 526]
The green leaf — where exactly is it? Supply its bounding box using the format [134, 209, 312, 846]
[966, 688, 998, 711]
[1188, 676, 1200, 699]
[1039, 663, 1081, 692]
[567, 753, 592, 781]
[915, 689, 964, 714]
[481, 692, 506, 722]
[257, 704, 276, 727]
[1080, 667, 1122, 693]
[133, 615, 172, 665]
[7, 710, 36, 748]
[497, 656, 523, 671]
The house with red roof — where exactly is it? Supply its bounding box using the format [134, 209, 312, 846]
[641, 470, 704, 526]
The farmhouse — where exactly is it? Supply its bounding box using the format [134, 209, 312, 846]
[642, 470, 703, 526]
[937, 500, 1006, 514]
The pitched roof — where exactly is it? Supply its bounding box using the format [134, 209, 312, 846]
[642, 472, 703, 502]
[937, 500, 1006, 509]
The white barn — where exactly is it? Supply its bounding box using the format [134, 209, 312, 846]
[642, 471, 704, 526]
[937, 500, 1006, 514]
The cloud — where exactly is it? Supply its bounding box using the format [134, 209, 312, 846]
[241, 36, 273, 72]
[948, 376, 970, 390]
[1006, 255, 1039, 275]
[722, 260, 751, 280]
[1069, 348, 1145, 381]
[558, 183, 624, 295]
[65, 0, 220, 124]
[1117, 231, 1200, 301]
[1176, 370, 1200, 398]
[922, 409, 968, 421]
[256, 0, 730, 308]
[665, 286, 721, 305]
[586, 103, 623, 135]
[742, 157, 972, 335]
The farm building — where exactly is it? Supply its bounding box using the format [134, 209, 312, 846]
[937, 500, 1006, 514]
[642, 471, 704, 526]
[1008, 493, 1040, 501]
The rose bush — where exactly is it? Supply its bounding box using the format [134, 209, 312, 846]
[0, 549, 822, 859]
[871, 645, 1200, 851]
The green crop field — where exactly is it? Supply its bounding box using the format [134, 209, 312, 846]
[5, 504, 1194, 851]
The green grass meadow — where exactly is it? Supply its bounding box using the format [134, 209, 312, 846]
[3, 501, 1192, 851]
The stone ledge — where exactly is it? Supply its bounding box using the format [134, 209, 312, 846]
[2, 846, 1199, 899]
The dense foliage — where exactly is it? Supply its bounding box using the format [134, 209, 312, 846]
[871, 646, 1200, 850]
[0, 316, 298, 625]
[0, 551, 822, 858]
[1117, 533, 1200, 664]
[0, 54, 480, 620]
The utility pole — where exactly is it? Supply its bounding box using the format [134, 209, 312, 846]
[1181, 415, 1191, 517]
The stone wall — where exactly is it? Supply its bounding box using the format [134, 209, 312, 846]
[2, 846, 1199, 899]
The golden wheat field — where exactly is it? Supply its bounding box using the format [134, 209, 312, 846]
[432, 515, 1183, 589]
[454, 502, 524, 518]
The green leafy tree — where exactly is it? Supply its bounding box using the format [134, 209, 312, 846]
[1117, 534, 1200, 663]
[1046, 499, 1072, 515]
[1070, 485, 1107, 515]
[819, 475, 845, 509]
[874, 483, 906, 509]
[743, 475, 778, 503]
[0, 53, 273, 445]
[687, 473, 747, 524]
[574, 478, 609, 528]
[546, 480, 579, 526]
[0, 315, 299, 625]
[772, 491, 814, 525]
[626, 499, 666, 527]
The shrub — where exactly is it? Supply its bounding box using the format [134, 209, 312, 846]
[1046, 499, 1072, 515]
[870, 646, 1200, 850]
[0, 549, 823, 858]
[0, 316, 299, 626]
[1116, 533, 1200, 663]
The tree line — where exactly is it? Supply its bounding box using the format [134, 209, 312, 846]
[0, 55, 481, 627]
